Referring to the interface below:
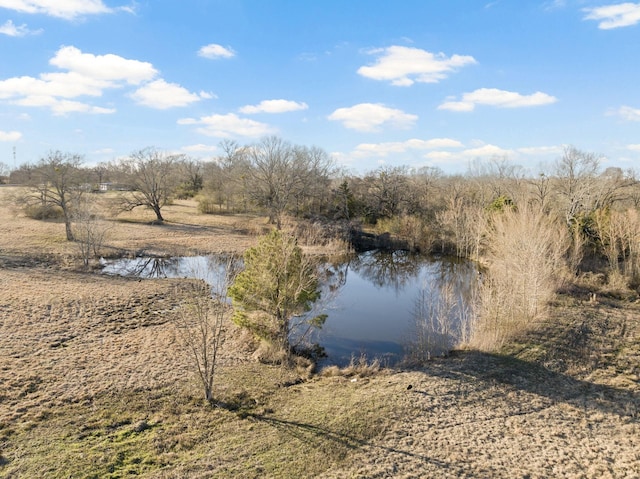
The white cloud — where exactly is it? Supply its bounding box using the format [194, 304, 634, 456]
[239, 99, 308, 114]
[182, 144, 219, 153]
[0, 19, 41, 36]
[0, 0, 115, 19]
[92, 147, 114, 154]
[420, 144, 514, 170]
[0, 74, 108, 100]
[130, 80, 205, 109]
[438, 88, 557, 111]
[517, 145, 564, 155]
[357, 45, 476, 86]
[198, 43, 235, 59]
[178, 113, 276, 138]
[15, 95, 115, 115]
[628, 144, 640, 151]
[352, 138, 463, 157]
[424, 151, 456, 161]
[543, 0, 567, 11]
[0, 130, 21, 141]
[583, 3, 640, 29]
[0, 45, 202, 114]
[328, 103, 417, 132]
[613, 105, 640, 121]
[461, 144, 513, 158]
[50, 46, 156, 85]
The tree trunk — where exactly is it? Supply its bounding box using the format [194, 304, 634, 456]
[153, 205, 164, 223]
[64, 216, 74, 241]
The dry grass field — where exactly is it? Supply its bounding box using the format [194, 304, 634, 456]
[0, 187, 638, 478]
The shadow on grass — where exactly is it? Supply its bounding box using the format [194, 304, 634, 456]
[245, 413, 448, 468]
[423, 350, 639, 419]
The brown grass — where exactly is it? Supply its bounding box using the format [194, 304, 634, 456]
[0, 186, 638, 478]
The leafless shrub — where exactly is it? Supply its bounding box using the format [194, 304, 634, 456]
[436, 198, 487, 258]
[471, 206, 570, 351]
[23, 204, 64, 220]
[593, 208, 640, 286]
[72, 198, 110, 268]
[174, 256, 238, 404]
[196, 196, 220, 215]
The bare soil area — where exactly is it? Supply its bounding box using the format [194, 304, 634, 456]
[0, 187, 638, 478]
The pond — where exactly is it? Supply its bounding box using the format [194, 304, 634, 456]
[101, 251, 478, 367]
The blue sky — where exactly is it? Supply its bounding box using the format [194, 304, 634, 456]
[0, 0, 639, 174]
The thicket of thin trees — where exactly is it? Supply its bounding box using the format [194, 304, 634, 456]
[8, 141, 640, 355]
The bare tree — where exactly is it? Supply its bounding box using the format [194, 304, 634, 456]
[553, 146, 601, 225]
[434, 176, 488, 258]
[175, 256, 238, 404]
[245, 137, 298, 228]
[91, 163, 111, 188]
[209, 139, 250, 212]
[176, 157, 204, 199]
[20, 151, 86, 241]
[116, 148, 183, 223]
[360, 166, 410, 222]
[593, 166, 637, 210]
[291, 145, 334, 217]
[405, 277, 475, 363]
[528, 170, 552, 212]
[244, 136, 333, 228]
[467, 156, 525, 205]
[405, 166, 444, 217]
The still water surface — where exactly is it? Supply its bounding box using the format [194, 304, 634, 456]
[101, 251, 477, 366]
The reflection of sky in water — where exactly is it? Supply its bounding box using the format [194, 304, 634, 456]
[102, 252, 477, 367]
[322, 269, 418, 342]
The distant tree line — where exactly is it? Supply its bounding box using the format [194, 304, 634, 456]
[5, 137, 640, 257]
[7, 139, 640, 286]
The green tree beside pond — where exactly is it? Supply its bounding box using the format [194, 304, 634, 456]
[228, 230, 326, 359]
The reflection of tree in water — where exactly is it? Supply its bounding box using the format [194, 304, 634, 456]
[204, 253, 243, 286]
[429, 257, 480, 306]
[122, 256, 181, 278]
[404, 257, 479, 363]
[290, 256, 350, 357]
[349, 250, 421, 291]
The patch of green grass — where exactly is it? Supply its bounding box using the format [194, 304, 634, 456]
[0, 365, 399, 478]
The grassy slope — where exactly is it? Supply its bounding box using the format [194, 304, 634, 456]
[0, 188, 638, 478]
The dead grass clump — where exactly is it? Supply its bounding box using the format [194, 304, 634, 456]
[250, 340, 289, 364]
[289, 218, 352, 253]
[248, 341, 315, 379]
[320, 354, 383, 378]
[600, 270, 638, 300]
